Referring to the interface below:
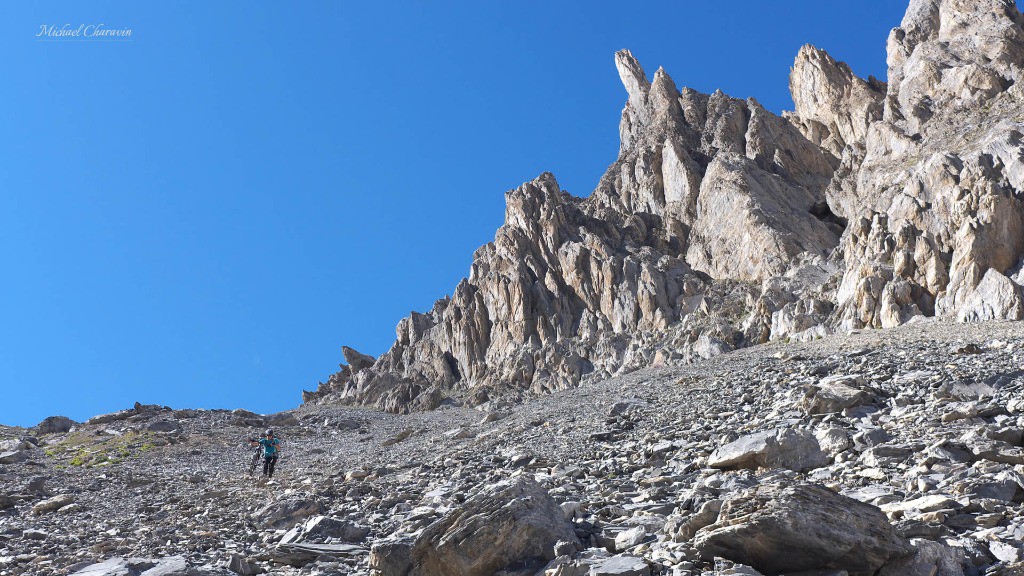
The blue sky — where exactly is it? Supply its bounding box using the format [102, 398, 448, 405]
[0, 1, 910, 426]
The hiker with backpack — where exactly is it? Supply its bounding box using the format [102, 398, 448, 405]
[248, 428, 281, 479]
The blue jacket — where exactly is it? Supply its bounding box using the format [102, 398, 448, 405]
[258, 437, 279, 457]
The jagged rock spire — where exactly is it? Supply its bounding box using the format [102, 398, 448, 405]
[614, 49, 650, 103]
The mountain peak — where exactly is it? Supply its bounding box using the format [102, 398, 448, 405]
[614, 49, 651, 103]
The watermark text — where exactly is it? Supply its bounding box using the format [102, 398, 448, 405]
[37, 24, 133, 41]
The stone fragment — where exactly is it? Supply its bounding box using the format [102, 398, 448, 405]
[707, 428, 828, 472]
[280, 515, 369, 545]
[815, 426, 853, 454]
[801, 376, 874, 414]
[271, 543, 366, 568]
[256, 497, 324, 529]
[613, 526, 645, 552]
[589, 555, 650, 576]
[342, 346, 376, 373]
[146, 420, 181, 434]
[226, 555, 261, 575]
[0, 450, 27, 464]
[70, 558, 131, 576]
[990, 541, 1024, 564]
[878, 539, 965, 576]
[671, 499, 723, 542]
[880, 495, 961, 518]
[141, 556, 189, 576]
[369, 540, 414, 576]
[32, 494, 74, 515]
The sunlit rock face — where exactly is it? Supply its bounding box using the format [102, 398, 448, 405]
[307, 0, 1024, 412]
[816, 0, 1024, 329]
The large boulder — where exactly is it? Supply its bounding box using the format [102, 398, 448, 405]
[694, 483, 913, 575]
[371, 475, 580, 576]
[707, 428, 829, 472]
[146, 419, 182, 434]
[957, 268, 1024, 322]
[35, 415, 76, 434]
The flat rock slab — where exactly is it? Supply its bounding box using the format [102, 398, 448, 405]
[589, 555, 650, 576]
[694, 482, 912, 575]
[70, 556, 188, 576]
[273, 542, 368, 566]
[0, 450, 28, 465]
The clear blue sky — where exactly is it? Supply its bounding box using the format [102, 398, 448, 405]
[0, 1, 911, 426]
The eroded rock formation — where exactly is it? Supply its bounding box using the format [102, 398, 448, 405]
[308, 0, 1024, 412]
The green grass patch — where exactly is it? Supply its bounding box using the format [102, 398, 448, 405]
[48, 429, 162, 468]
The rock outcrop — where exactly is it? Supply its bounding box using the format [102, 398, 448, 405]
[310, 50, 843, 412]
[306, 0, 1024, 416]
[820, 0, 1024, 329]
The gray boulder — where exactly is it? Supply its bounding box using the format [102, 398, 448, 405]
[265, 411, 300, 426]
[878, 539, 965, 576]
[368, 540, 414, 576]
[146, 419, 182, 434]
[87, 410, 135, 425]
[271, 542, 367, 567]
[141, 556, 189, 576]
[32, 493, 74, 515]
[256, 497, 324, 529]
[230, 409, 265, 427]
[694, 483, 912, 575]
[372, 475, 580, 576]
[589, 556, 650, 576]
[800, 376, 875, 414]
[280, 515, 369, 544]
[0, 450, 28, 465]
[707, 428, 828, 472]
[225, 554, 262, 575]
[35, 415, 76, 434]
[70, 558, 133, 576]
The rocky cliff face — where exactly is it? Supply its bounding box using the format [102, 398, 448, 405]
[307, 0, 1024, 413]
[795, 0, 1024, 331]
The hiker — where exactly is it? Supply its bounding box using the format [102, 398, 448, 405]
[249, 428, 281, 479]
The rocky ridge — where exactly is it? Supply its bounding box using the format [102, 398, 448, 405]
[309, 53, 843, 411]
[306, 0, 1024, 415]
